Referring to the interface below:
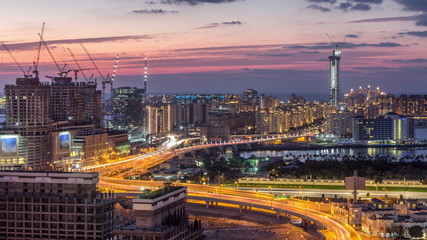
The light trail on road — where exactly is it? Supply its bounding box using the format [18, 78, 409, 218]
[98, 178, 362, 240]
[87, 133, 364, 239]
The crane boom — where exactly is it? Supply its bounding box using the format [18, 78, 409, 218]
[80, 44, 106, 81]
[67, 48, 89, 81]
[1, 42, 29, 77]
[33, 22, 45, 78]
[38, 33, 62, 75]
[325, 33, 334, 44]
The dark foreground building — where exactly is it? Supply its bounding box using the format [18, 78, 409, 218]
[114, 185, 203, 240]
[0, 171, 114, 240]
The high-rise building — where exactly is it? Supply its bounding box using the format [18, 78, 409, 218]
[329, 49, 341, 107]
[352, 117, 393, 143]
[114, 185, 203, 240]
[256, 108, 285, 134]
[352, 113, 414, 144]
[327, 111, 355, 137]
[1, 75, 105, 170]
[112, 87, 145, 139]
[395, 95, 427, 116]
[3, 78, 52, 170]
[0, 171, 115, 240]
[145, 105, 175, 135]
[51, 77, 102, 127]
[242, 89, 259, 106]
[289, 94, 306, 105]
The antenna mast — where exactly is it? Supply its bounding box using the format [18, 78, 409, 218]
[144, 56, 148, 99]
[110, 54, 119, 100]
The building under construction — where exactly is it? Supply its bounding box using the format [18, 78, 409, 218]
[1, 74, 105, 170]
[0, 28, 127, 171]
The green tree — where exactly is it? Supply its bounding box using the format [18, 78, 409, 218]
[391, 225, 405, 237]
[408, 225, 423, 238]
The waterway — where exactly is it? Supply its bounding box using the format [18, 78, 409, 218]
[240, 127, 427, 159]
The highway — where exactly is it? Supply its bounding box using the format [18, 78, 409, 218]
[84, 133, 311, 177]
[87, 134, 365, 240]
[98, 178, 361, 240]
[238, 187, 427, 199]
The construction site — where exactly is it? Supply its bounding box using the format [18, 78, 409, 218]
[0, 23, 140, 171]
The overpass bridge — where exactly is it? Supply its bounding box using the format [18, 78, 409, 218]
[84, 132, 313, 176]
[99, 179, 360, 240]
[169, 132, 313, 157]
[126, 132, 313, 173]
[90, 132, 362, 240]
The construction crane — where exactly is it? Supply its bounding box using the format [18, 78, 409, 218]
[325, 33, 347, 51]
[39, 33, 68, 77]
[68, 48, 90, 83]
[80, 43, 119, 127]
[81, 44, 119, 101]
[80, 44, 107, 81]
[99, 55, 119, 120]
[33, 22, 45, 78]
[1, 42, 32, 78]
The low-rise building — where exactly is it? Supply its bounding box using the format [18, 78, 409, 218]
[114, 185, 203, 240]
[330, 197, 427, 239]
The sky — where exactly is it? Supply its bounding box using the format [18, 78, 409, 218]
[0, 0, 427, 96]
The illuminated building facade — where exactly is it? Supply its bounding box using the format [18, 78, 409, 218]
[145, 105, 175, 135]
[327, 111, 355, 137]
[0, 171, 115, 240]
[352, 113, 414, 144]
[1, 76, 109, 170]
[329, 49, 341, 107]
[2, 78, 52, 170]
[395, 95, 427, 116]
[344, 86, 394, 118]
[72, 132, 109, 166]
[112, 87, 145, 140]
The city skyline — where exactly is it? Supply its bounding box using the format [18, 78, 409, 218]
[0, 0, 427, 95]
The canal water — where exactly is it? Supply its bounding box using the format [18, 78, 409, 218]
[240, 127, 427, 159]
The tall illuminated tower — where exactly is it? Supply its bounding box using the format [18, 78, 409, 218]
[144, 56, 148, 99]
[328, 48, 341, 107]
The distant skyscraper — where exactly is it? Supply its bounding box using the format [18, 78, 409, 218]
[329, 49, 341, 107]
[242, 89, 259, 105]
[112, 87, 144, 139]
[351, 113, 414, 143]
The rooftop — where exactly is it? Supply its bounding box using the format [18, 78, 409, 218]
[136, 186, 185, 200]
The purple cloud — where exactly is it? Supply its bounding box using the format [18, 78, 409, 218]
[306, 4, 331, 12]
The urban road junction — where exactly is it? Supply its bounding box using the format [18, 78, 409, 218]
[83, 134, 380, 240]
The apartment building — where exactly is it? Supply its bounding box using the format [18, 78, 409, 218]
[0, 171, 115, 240]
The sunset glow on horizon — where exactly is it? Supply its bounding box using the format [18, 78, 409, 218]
[1, 0, 427, 94]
